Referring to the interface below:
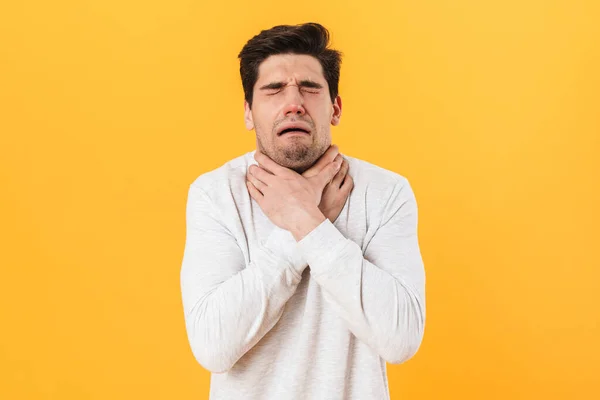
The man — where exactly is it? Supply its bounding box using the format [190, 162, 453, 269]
[180, 22, 426, 399]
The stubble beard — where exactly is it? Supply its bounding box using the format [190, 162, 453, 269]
[256, 127, 329, 174]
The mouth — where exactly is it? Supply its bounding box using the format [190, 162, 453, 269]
[277, 122, 312, 136]
[278, 128, 310, 136]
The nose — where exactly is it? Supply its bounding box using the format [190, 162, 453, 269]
[282, 86, 305, 117]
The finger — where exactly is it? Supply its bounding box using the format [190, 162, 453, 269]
[325, 160, 343, 187]
[341, 174, 354, 193]
[246, 179, 264, 201]
[254, 151, 295, 177]
[254, 148, 271, 173]
[302, 144, 339, 178]
[249, 165, 274, 186]
[331, 159, 349, 188]
[246, 171, 267, 194]
[319, 154, 343, 188]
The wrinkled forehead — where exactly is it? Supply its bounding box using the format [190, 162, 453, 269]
[255, 54, 326, 85]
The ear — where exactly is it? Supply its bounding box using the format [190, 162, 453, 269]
[244, 100, 254, 130]
[331, 95, 342, 126]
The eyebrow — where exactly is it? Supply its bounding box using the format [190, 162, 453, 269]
[259, 80, 324, 90]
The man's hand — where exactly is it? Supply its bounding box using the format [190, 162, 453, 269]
[317, 158, 353, 223]
[302, 145, 354, 223]
[246, 148, 343, 241]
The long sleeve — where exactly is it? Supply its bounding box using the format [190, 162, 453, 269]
[180, 184, 308, 373]
[296, 179, 426, 364]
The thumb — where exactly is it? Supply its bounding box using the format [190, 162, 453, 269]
[319, 155, 343, 188]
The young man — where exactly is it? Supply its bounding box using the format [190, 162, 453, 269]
[180, 22, 426, 399]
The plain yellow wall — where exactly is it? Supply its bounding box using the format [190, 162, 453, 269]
[1, 0, 599, 399]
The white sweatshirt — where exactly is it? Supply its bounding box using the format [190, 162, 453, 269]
[180, 149, 426, 400]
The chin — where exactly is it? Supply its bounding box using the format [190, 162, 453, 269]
[289, 164, 311, 174]
[257, 138, 323, 172]
[276, 158, 310, 173]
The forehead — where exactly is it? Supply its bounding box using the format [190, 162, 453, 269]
[256, 54, 325, 84]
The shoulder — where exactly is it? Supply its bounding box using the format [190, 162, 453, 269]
[188, 151, 253, 200]
[345, 154, 414, 196]
[344, 154, 419, 227]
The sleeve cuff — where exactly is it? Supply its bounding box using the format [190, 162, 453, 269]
[296, 218, 349, 276]
[262, 225, 308, 277]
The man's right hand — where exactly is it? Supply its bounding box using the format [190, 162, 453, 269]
[302, 145, 354, 223]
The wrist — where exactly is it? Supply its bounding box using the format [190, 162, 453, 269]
[290, 206, 326, 242]
[319, 205, 333, 223]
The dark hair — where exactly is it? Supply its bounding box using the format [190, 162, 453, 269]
[237, 22, 342, 108]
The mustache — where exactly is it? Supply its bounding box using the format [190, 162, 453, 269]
[272, 117, 315, 131]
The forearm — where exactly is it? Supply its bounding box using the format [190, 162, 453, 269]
[181, 185, 309, 373]
[183, 245, 303, 373]
[297, 217, 426, 364]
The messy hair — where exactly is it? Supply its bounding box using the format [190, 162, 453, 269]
[238, 22, 342, 108]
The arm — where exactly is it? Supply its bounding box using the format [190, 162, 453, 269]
[180, 184, 307, 373]
[296, 179, 426, 364]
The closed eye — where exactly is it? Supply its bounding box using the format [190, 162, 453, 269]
[259, 80, 324, 95]
[265, 88, 319, 96]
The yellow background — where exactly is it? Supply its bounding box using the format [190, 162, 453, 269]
[1, 0, 599, 399]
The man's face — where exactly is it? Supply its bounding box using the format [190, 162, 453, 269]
[244, 53, 342, 173]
